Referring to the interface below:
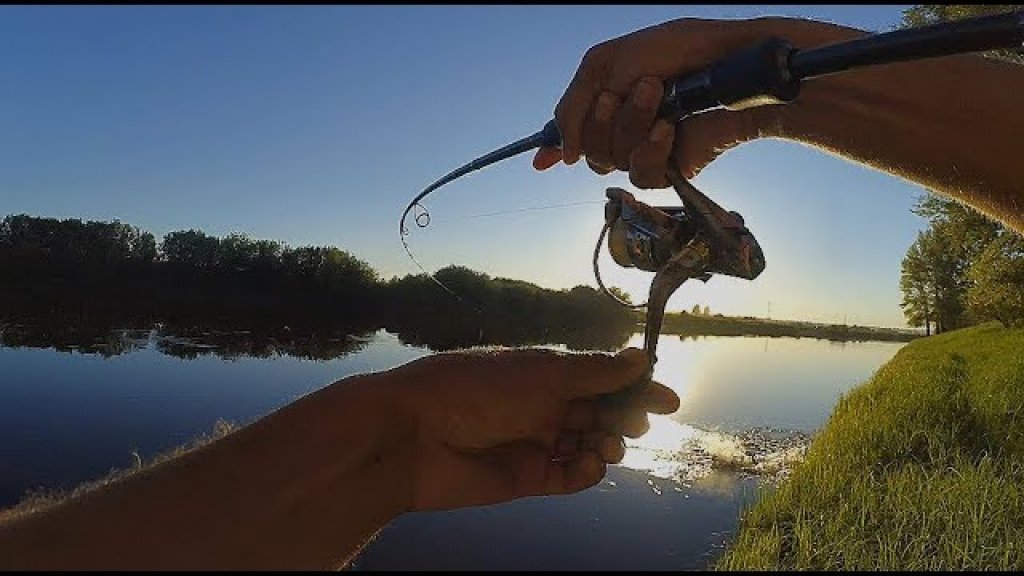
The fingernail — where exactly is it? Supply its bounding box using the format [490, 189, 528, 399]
[633, 79, 658, 109]
[650, 121, 673, 143]
[595, 92, 617, 122]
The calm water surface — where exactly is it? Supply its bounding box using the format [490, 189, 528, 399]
[0, 328, 905, 570]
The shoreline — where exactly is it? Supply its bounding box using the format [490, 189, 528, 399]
[654, 312, 922, 343]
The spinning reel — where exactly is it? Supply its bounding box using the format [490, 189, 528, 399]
[594, 171, 765, 364]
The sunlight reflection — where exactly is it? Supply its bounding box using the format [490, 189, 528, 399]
[615, 333, 834, 488]
[618, 414, 805, 487]
[557, 332, 901, 489]
[619, 415, 702, 481]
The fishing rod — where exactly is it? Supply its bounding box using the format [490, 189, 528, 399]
[399, 10, 1024, 366]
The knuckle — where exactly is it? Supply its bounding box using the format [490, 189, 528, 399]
[594, 91, 620, 123]
[629, 156, 661, 190]
[632, 77, 663, 111]
[590, 162, 613, 176]
[611, 132, 639, 173]
[628, 167, 646, 189]
[582, 41, 612, 69]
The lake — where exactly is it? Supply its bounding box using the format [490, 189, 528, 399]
[0, 326, 906, 570]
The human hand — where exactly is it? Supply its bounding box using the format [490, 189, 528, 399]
[386, 347, 679, 511]
[532, 17, 862, 187]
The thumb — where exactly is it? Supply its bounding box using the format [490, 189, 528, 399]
[558, 348, 651, 399]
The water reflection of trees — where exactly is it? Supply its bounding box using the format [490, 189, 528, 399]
[0, 322, 151, 358]
[0, 316, 635, 361]
[152, 324, 375, 361]
[388, 316, 634, 352]
[0, 320, 377, 361]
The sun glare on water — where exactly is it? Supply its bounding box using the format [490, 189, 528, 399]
[615, 334, 810, 486]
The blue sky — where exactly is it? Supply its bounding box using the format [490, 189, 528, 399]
[0, 5, 929, 327]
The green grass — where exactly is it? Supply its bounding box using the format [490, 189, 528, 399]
[716, 322, 1024, 571]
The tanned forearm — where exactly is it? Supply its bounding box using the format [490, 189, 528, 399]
[756, 17, 1024, 232]
[0, 373, 414, 570]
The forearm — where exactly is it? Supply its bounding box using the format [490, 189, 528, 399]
[757, 17, 1024, 232]
[0, 373, 414, 570]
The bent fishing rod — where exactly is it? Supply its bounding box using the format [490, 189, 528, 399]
[399, 10, 1024, 366]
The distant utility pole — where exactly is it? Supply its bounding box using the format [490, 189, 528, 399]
[767, 301, 771, 319]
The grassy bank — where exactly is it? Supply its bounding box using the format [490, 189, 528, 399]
[717, 322, 1024, 571]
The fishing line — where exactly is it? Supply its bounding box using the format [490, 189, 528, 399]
[429, 200, 606, 224]
[398, 203, 463, 300]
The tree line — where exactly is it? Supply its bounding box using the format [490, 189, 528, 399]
[898, 5, 1024, 334]
[0, 213, 636, 349]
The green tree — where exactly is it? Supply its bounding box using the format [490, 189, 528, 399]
[967, 231, 1024, 327]
[252, 239, 283, 273]
[923, 229, 968, 333]
[607, 286, 633, 305]
[0, 214, 155, 271]
[161, 230, 221, 269]
[319, 246, 379, 293]
[900, 234, 934, 334]
[899, 229, 967, 334]
[218, 233, 258, 272]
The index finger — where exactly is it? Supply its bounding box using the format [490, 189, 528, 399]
[554, 44, 609, 166]
[532, 146, 563, 171]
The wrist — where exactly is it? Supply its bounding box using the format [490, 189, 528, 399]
[305, 372, 419, 517]
[368, 356, 450, 509]
[743, 16, 870, 49]
[225, 372, 420, 568]
[229, 371, 420, 538]
[727, 17, 873, 141]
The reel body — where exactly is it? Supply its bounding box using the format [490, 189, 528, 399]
[595, 172, 766, 364]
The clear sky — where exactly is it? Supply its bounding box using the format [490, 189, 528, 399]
[1, 5, 929, 328]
